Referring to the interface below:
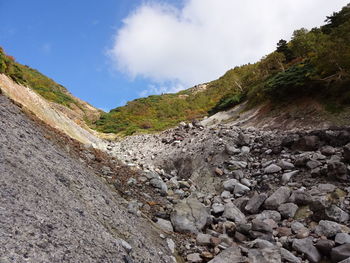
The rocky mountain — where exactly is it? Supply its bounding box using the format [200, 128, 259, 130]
[1, 4, 350, 263]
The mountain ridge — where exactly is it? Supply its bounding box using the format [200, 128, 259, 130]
[93, 4, 350, 136]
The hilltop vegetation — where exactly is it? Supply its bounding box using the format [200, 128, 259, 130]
[0, 47, 79, 107]
[94, 4, 350, 135]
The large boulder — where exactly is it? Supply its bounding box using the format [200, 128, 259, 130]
[327, 161, 348, 180]
[315, 220, 342, 238]
[264, 187, 291, 209]
[292, 238, 322, 263]
[278, 203, 298, 218]
[222, 202, 246, 223]
[325, 205, 349, 223]
[170, 198, 210, 234]
[264, 164, 282, 174]
[248, 247, 281, 263]
[293, 135, 320, 151]
[280, 247, 301, 263]
[245, 193, 268, 214]
[208, 245, 243, 263]
[331, 244, 350, 262]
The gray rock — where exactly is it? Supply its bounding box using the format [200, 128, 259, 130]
[225, 144, 241, 155]
[229, 160, 248, 169]
[291, 222, 306, 233]
[280, 247, 302, 263]
[156, 218, 174, 232]
[222, 202, 246, 223]
[167, 177, 179, 189]
[325, 205, 350, 223]
[233, 182, 250, 195]
[289, 190, 312, 205]
[252, 219, 273, 233]
[211, 203, 225, 214]
[223, 179, 239, 192]
[339, 258, 350, 263]
[166, 238, 176, 254]
[128, 200, 141, 216]
[328, 161, 348, 179]
[315, 220, 342, 238]
[279, 160, 295, 170]
[248, 247, 281, 263]
[292, 237, 322, 263]
[315, 239, 335, 256]
[232, 170, 244, 179]
[318, 183, 337, 193]
[150, 177, 168, 195]
[251, 238, 275, 248]
[256, 210, 282, 222]
[245, 193, 268, 214]
[170, 198, 210, 234]
[237, 133, 250, 146]
[278, 203, 298, 218]
[331, 244, 350, 263]
[295, 135, 320, 151]
[281, 170, 299, 184]
[196, 233, 212, 246]
[291, 222, 310, 238]
[264, 187, 291, 209]
[208, 245, 243, 263]
[336, 233, 350, 245]
[264, 164, 282, 174]
[187, 253, 202, 263]
[306, 160, 322, 170]
[119, 239, 133, 253]
[241, 146, 250, 154]
[241, 178, 251, 187]
[321, 146, 336, 156]
[221, 190, 232, 199]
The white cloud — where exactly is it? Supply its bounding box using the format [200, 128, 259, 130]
[110, 0, 348, 92]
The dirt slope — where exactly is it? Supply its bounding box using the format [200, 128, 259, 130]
[0, 94, 174, 263]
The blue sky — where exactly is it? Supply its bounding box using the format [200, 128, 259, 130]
[0, 0, 181, 111]
[0, 0, 348, 111]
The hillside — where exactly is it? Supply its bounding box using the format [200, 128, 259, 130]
[0, 47, 101, 124]
[0, 93, 175, 262]
[94, 4, 350, 136]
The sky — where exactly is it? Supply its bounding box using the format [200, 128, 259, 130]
[0, 0, 348, 111]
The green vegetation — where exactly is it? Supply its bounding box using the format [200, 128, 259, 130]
[94, 4, 350, 135]
[2, 5, 348, 136]
[0, 47, 77, 107]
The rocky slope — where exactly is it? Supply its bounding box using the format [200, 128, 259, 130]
[0, 93, 175, 263]
[104, 121, 350, 262]
[0, 74, 104, 146]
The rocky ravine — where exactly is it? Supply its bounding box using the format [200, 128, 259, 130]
[1, 83, 350, 263]
[105, 121, 350, 263]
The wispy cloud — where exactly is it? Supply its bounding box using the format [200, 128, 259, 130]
[109, 0, 348, 92]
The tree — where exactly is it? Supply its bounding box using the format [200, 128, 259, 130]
[276, 39, 294, 62]
[322, 4, 350, 33]
[290, 28, 320, 58]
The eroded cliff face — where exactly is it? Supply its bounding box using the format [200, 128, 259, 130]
[0, 94, 175, 263]
[0, 74, 103, 146]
